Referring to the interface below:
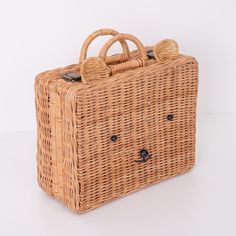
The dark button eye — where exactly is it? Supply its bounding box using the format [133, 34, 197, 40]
[140, 149, 149, 159]
[111, 135, 118, 142]
[167, 114, 174, 121]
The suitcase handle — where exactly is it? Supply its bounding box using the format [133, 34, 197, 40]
[79, 28, 130, 65]
[99, 33, 148, 75]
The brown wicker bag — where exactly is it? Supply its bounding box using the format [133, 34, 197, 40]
[35, 28, 198, 213]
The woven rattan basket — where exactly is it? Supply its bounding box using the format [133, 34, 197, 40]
[35, 28, 198, 213]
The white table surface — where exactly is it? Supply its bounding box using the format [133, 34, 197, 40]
[0, 113, 236, 236]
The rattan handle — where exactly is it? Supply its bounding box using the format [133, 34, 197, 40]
[99, 33, 148, 75]
[79, 28, 130, 64]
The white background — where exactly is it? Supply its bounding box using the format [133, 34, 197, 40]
[0, 0, 236, 235]
[0, 0, 236, 133]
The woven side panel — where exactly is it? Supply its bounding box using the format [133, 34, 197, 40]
[35, 72, 54, 195]
[48, 85, 64, 200]
[35, 65, 81, 203]
[75, 56, 198, 212]
[60, 84, 81, 211]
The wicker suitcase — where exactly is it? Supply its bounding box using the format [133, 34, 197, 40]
[35, 28, 198, 213]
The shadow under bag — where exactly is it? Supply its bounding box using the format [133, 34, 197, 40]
[35, 28, 198, 213]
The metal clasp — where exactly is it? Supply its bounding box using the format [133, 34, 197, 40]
[62, 72, 82, 82]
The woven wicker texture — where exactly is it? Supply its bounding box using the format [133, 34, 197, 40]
[153, 39, 179, 62]
[79, 28, 130, 65]
[35, 28, 198, 213]
[81, 57, 109, 84]
[81, 34, 147, 83]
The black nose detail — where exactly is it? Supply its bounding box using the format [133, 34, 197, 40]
[111, 135, 118, 142]
[167, 114, 174, 121]
[140, 149, 149, 159]
[135, 149, 151, 163]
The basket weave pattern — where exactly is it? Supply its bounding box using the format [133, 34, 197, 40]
[35, 29, 198, 213]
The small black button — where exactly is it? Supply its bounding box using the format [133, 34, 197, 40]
[111, 135, 118, 142]
[140, 149, 149, 159]
[135, 148, 151, 163]
[167, 114, 174, 121]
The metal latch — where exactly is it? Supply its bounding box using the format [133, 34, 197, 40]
[147, 50, 155, 60]
[62, 72, 82, 82]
